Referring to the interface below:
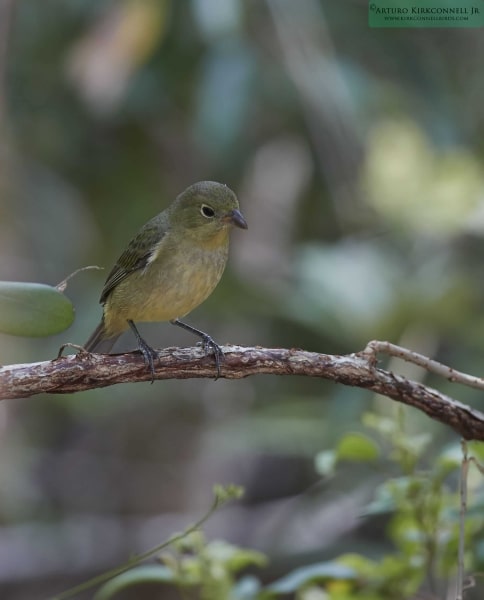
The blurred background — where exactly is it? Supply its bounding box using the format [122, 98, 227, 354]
[1, 0, 484, 598]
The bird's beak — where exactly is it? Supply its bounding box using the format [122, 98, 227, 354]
[224, 209, 248, 229]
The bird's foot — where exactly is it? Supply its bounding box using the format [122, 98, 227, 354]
[137, 338, 158, 383]
[170, 319, 224, 380]
[56, 343, 89, 359]
[199, 334, 224, 380]
[128, 320, 158, 383]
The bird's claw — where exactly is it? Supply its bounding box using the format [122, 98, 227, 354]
[128, 319, 158, 383]
[200, 334, 224, 380]
[137, 339, 158, 383]
[171, 319, 223, 380]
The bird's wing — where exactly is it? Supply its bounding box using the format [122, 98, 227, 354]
[100, 216, 168, 304]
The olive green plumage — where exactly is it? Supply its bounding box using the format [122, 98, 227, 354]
[84, 181, 247, 363]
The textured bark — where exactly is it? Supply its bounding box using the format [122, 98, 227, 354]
[1, 345, 484, 440]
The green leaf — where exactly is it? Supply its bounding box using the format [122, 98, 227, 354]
[466, 440, 484, 464]
[267, 562, 356, 593]
[0, 281, 75, 337]
[362, 481, 397, 516]
[205, 540, 267, 572]
[337, 553, 380, 577]
[436, 442, 462, 473]
[336, 433, 380, 462]
[93, 566, 175, 600]
[212, 483, 245, 505]
[232, 576, 264, 599]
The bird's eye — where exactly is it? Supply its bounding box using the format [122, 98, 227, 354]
[201, 204, 215, 218]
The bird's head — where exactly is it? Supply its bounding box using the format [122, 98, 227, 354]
[170, 181, 248, 241]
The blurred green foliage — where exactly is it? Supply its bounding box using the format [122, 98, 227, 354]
[69, 412, 481, 600]
[1, 0, 484, 598]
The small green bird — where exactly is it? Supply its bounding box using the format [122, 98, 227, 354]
[84, 181, 248, 378]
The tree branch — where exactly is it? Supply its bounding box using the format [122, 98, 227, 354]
[1, 343, 484, 441]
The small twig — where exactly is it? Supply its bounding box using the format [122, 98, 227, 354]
[457, 441, 470, 600]
[363, 341, 484, 391]
[456, 445, 484, 600]
[56, 265, 103, 293]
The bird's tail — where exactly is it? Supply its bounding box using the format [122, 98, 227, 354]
[84, 319, 121, 354]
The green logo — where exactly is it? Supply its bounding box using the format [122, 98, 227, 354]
[369, 0, 484, 27]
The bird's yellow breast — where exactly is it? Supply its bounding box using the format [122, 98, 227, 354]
[102, 233, 229, 337]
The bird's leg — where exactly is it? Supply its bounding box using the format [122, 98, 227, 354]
[128, 320, 158, 382]
[170, 318, 223, 379]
